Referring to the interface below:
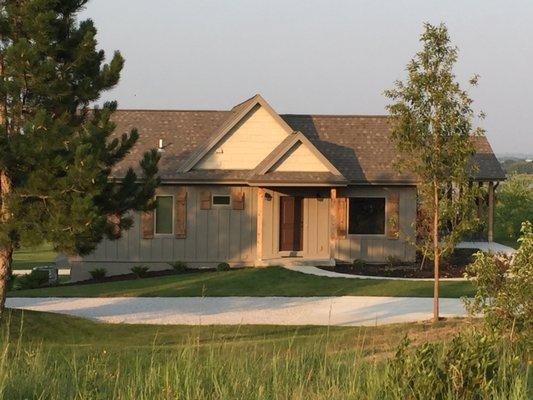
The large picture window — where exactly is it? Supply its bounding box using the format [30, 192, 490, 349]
[348, 197, 385, 235]
[155, 196, 173, 234]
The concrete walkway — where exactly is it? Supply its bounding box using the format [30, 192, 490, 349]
[283, 265, 467, 281]
[13, 269, 70, 276]
[6, 296, 467, 326]
[456, 241, 515, 255]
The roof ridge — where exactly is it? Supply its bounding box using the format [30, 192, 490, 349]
[282, 114, 390, 118]
[115, 109, 229, 113]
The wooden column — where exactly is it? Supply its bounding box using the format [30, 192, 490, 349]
[256, 188, 264, 262]
[329, 188, 337, 259]
[488, 181, 494, 242]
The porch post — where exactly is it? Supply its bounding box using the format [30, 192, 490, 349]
[256, 187, 264, 262]
[488, 181, 494, 242]
[329, 188, 337, 260]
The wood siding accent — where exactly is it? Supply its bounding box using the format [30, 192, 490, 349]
[231, 187, 245, 210]
[141, 211, 154, 239]
[195, 105, 289, 170]
[256, 188, 264, 260]
[270, 142, 329, 172]
[336, 197, 347, 239]
[175, 188, 187, 238]
[386, 193, 400, 239]
[200, 190, 211, 210]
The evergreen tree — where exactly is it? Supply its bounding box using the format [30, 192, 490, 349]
[0, 0, 160, 310]
[385, 23, 482, 321]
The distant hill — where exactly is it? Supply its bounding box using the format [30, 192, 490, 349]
[499, 158, 533, 175]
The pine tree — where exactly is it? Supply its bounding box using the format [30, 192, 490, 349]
[385, 23, 482, 321]
[0, 0, 160, 311]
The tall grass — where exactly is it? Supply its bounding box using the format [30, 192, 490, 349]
[0, 321, 529, 399]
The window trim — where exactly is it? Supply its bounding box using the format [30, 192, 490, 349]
[347, 196, 387, 236]
[212, 194, 231, 207]
[154, 195, 174, 236]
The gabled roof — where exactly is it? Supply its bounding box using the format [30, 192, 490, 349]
[109, 95, 506, 184]
[179, 94, 293, 172]
[253, 131, 343, 176]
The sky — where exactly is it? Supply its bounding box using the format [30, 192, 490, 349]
[80, 0, 533, 155]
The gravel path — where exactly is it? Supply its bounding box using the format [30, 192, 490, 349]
[6, 296, 467, 326]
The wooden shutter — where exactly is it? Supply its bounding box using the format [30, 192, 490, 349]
[231, 188, 245, 210]
[175, 188, 187, 238]
[107, 213, 121, 238]
[336, 197, 347, 239]
[386, 193, 400, 239]
[141, 210, 154, 239]
[200, 190, 211, 210]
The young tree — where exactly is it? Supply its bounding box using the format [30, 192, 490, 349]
[385, 23, 482, 321]
[0, 1, 160, 311]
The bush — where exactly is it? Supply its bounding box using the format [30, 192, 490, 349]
[351, 259, 365, 272]
[168, 261, 187, 273]
[89, 268, 107, 281]
[130, 265, 150, 278]
[15, 270, 49, 290]
[464, 220, 532, 338]
[216, 262, 230, 271]
[386, 331, 524, 400]
[385, 255, 402, 268]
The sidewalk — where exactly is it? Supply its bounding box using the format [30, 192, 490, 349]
[6, 296, 467, 326]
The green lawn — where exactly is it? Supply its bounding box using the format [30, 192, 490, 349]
[0, 308, 475, 399]
[12, 243, 57, 269]
[9, 266, 473, 298]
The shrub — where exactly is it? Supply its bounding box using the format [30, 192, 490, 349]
[89, 268, 107, 281]
[464, 220, 532, 338]
[385, 255, 402, 268]
[130, 265, 150, 278]
[351, 259, 365, 272]
[386, 331, 524, 400]
[216, 262, 230, 271]
[168, 261, 187, 273]
[15, 270, 49, 290]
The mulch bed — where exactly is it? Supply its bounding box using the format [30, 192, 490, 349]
[59, 267, 217, 287]
[318, 249, 478, 279]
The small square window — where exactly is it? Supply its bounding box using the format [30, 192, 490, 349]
[212, 195, 231, 206]
[155, 196, 173, 234]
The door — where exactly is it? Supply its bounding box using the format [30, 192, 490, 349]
[279, 196, 303, 252]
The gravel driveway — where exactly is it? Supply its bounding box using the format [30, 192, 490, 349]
[6, 296, 467, 326]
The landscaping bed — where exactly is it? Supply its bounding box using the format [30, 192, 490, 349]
[319, 249, 478, 279]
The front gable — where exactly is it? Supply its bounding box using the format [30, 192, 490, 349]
[269, 141, 330, 172]
[182, 94, 294, 171]
[195, 104, 290, 170]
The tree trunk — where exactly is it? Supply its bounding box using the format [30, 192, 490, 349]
[433, 179, 440, 322]
[0, 242, 12, 313]
[0, 50, 12, 314]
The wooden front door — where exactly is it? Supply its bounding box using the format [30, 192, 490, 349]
[279, 196, 303, 252]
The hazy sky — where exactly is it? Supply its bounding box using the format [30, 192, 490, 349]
[81, 0, 532, 155]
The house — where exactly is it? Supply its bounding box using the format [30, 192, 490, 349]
[69, 95, 505, 281]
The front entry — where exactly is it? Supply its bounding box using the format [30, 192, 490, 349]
[279, 196, 303, 252]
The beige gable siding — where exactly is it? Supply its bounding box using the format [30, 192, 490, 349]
[195, 105, 290, 170]
[269, 142, 330, 172]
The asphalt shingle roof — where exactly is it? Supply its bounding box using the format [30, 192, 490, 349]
[110, 107, 505, 184]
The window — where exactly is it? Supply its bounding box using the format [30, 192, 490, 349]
[348, 197, 385, 235]
[212, 195, 231, 206]
[155, 196, 173, 234]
